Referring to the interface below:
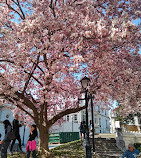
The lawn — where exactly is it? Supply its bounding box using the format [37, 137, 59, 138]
[50, 140, 85, 158]
[6, 140, 85, 158]
[7, 140, 101, 158]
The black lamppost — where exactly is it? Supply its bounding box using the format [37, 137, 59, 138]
[91, 95, 95, 152]
[80, 76, 92, 158]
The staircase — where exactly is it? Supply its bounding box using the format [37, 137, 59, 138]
[90, 138, 123, 158]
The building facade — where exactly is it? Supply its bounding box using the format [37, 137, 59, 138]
[51, 99, 110, 134]
[110, 108, 141, 133]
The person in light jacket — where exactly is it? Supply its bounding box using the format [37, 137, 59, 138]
[26, 124, 38, 158]
[0, 120, 12, 158]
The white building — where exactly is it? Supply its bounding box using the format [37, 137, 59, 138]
[110, 108, 141, 133]
[51, 99, 110, 134]
[110, 108, 118, 133]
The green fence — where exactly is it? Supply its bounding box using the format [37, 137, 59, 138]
[49, 132, 80, 144]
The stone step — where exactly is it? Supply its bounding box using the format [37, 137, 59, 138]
[92, 142, 117, 145]
[94, 149, 122, 152]
[89, 138, 123, 158]
[91, 141, 117, 143]
[94, 146, 119, 148]
[98, 153, 123, 158]
[90, 145, 120, 149]
[91, 144, 118, 146]
[93, 142, 117, 145]
[96, 150, 123, 153]
[92, 144, 118, 147]
[90, 138, 123, 158]
[93, 141, 117, 144]
[91, 138, 116, 142]
[94, 146, 120, 150]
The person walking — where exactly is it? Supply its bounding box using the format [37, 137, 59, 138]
[26, 124, 38, 158]
[10, 114, 23, 153]
[81, 121, 86, 139]
[0, 120, 12, 158]
[80, 122, 83, 140]
[89, 120, 92, 133]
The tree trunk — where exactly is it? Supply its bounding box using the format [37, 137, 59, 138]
[38, 125, 50, 158]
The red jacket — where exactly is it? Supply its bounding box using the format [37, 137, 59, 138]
[26, 140, 36, 151]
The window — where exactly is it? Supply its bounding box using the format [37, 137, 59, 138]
[74, 114, 77, 121]
[95, 118, 97, 124]
[99, 118, 101, 127]
[6, 114, 9, 118]
[106, 120, 108, 128]
[105, 110, 107, 115]
[67, 115, 69, 121]
[139, 118, 141, 124]
[98, 106, 100, 113]
[82, 111, 85, 121]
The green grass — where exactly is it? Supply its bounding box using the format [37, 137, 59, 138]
[50, 140, 86, 158]
[6, 140, 85, 158]
[7, 153, 25, 158]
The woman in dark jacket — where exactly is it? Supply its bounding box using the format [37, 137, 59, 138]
[0, 120, 12, 158]
[26, 124, 38, 158]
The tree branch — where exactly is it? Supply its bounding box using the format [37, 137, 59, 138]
[31, 60, 45, 74]
[15, 91, 37, 113]
[16, 0, 26, 19]
[0, 59, 43, 87]
[49, 105, 86, 126]
[23, 54, 40, 94]
[0, 94, 34, 119]
[5, 0, 25, 20]
[0, 59, 14, 63]
[49, 0, 56, 17]
[43, 54, 49, 69]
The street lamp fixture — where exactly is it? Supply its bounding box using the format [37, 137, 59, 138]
[80, 76, 92, 158]
[80, 76, 90, 90]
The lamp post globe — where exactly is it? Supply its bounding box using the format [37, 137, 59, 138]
[80, 76, 90, 90]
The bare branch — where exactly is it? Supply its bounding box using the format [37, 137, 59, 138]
[0, 58, 43, 89]
[43, 54, 49, 69]
[0, 93, 34, 119]
[31, 60, 45, 74]
[23, 54, 40, 94]
[5, 0, 25, 20]
[16, 0, 26, 19]
[11, 0, 18, 5]
[15, 91, 39, 118]
[0, 59, 14, 63]
[49, 0, 56, 17]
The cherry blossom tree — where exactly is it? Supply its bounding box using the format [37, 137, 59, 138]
[0, 0, 141, 156]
